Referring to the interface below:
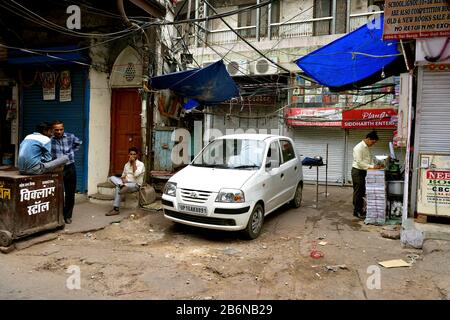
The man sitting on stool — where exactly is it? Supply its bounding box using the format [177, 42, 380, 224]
[18, 122, 69, 175]
[106, 147, 145, 216]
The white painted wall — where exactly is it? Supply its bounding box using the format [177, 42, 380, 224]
[281, 0, 314, 21]
[87, 69, 111, 195]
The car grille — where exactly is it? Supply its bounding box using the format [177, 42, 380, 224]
[180, 188, 212, 204]
[164, 209, 236, 226]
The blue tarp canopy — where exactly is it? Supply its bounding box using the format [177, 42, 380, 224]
[295, 14, 406, 92]
[7, 45, 89, 65]
[150, 60, 240, 106]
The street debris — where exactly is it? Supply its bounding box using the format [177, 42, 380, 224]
[381, 225, 401, 240]
[378, 259, 411, 268]
[315, 273, 321, 279]
[406, 254, 421, 264]
[317, 234, 327, 240]
[318, 241, 328, 246]
[84, 233, 96, 240]
[310, 241, 324, 259]
[222, 247, 240, 255]
[325, 264, 348, 272]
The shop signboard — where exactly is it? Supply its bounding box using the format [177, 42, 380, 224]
[286, 107, 342, 127]
[342, 108, 398, 129]
[417, 154, 450, 217]
[383, 0, 450, 40]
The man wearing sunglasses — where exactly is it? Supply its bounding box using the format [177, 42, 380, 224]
[106, 147, 145, 216]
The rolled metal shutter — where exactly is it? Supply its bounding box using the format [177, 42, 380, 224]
[345, 129, 394, 184]
[416, 70, 450, 154]
[21, 68, 87, 192]
[293, 127, 345, 184]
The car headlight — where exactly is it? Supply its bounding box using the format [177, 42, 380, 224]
[163, 182, 177, 196]
[215, 189, 245, 203]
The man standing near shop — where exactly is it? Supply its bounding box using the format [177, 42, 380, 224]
[351, 130, 381, 218]
[51, 120, 82, 224]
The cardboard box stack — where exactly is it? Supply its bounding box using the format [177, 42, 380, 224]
[365, 170, 386, 225]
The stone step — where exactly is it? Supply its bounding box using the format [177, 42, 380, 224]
[97, 181, 115, 197]
[97, 181, 115, 188]
[89, 193, 114, 201]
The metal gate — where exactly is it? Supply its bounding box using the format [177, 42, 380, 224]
[293, 127, 345, 184]
[411, 68, 450, 212]
[415, 69, 450, 154]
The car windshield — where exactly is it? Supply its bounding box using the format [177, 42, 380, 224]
[192, 138, 266, 170]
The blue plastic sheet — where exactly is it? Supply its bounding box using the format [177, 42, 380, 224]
[150, 60, 240, 105]
[295, 14, 405, 91]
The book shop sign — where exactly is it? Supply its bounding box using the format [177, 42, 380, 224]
[342, 109, 398, 129]
[383, 0, 450, 40]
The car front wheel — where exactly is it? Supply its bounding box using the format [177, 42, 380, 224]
[243, 203, 264, 239]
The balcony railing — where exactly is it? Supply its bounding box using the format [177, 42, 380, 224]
[207, 25, 257, 45]
[349, 11, 384, 32]
[181, 10, 384, 47]
[269, 17, 333, 40]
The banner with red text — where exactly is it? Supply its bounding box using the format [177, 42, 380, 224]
[342, 108, 398, 129]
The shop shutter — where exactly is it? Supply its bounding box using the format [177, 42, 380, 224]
[416, 70, 450, 154]
[293, 127, 345, 184]
[21, 68, 87, 192]
[344, 129, 394, 184]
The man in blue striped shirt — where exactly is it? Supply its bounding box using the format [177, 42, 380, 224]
[18, 122, 68, 175]
[51, 120, 82, 224]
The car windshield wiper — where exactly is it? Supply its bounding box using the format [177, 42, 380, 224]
[233, 165, 260, 170]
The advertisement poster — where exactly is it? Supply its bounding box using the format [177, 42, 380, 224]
[286, 107, 342, 127]
[59, 70, 72, 102]
[342, 108, 398, 129]
[417, 154, 450, 217]
[383, 0, 450, 40]
[41, 72, 56, 100]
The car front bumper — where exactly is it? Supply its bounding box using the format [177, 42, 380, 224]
[162, 194, 254, 231]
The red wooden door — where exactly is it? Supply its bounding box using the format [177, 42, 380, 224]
[111, 89, 142, 175]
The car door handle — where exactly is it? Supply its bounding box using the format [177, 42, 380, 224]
[294, 166, 297, 171]
[281, 173, 284, 179]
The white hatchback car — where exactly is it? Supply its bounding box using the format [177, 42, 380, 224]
[162, 134, 303, 239]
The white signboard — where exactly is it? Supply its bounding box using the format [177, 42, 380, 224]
[417, 154, 450, 217]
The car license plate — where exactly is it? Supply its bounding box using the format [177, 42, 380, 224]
[179, 204, 207, 215]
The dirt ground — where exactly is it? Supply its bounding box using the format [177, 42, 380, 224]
[1, 185, 449, 300]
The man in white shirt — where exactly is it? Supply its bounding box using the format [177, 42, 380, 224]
[351, 131, 381, 218]
[106, 147, 145, 216]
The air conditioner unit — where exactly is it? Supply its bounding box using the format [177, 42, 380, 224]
[226, 60, 249, 76]
[253, 57, 278, 75]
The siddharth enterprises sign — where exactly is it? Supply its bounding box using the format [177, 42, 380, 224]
[383, 0, 450, 40]
[342, 109, 398, 129]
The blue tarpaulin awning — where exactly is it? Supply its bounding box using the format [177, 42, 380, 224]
[7, 45, 89, 66]
[295, 14, 406, 92]
[150, 60, 240, 106]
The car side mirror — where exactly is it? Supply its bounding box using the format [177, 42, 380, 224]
[266, 160, 279, 170]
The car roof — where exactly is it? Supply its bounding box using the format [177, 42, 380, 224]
[215, 134, 290, 142]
